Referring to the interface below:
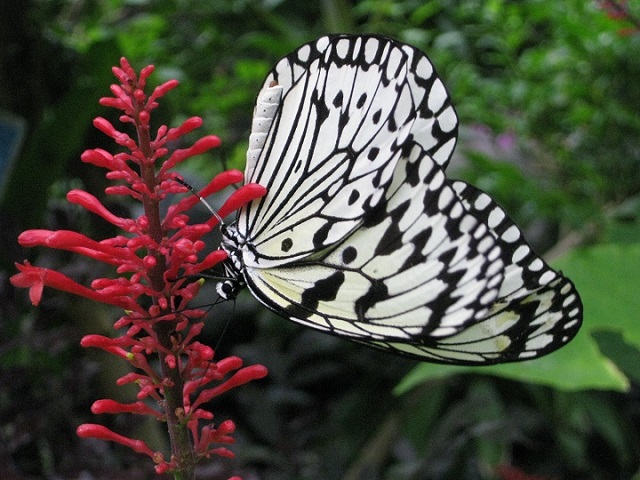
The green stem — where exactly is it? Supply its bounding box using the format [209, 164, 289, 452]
[155, 322, 195, 480]
[135, 109, 196, 479]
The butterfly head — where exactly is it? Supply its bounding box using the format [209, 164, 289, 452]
[217, 223, 246, 300]
[216, 278, 242, 300]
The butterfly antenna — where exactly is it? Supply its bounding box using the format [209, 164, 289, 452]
[214, 299, 236, 352]
[176, 177, 225, 226]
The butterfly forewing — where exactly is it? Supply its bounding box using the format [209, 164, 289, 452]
[238, 35, 458, 266]
[221, 34, 582, 365]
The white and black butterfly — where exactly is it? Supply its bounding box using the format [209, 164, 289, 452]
[217, 34, 582, 365]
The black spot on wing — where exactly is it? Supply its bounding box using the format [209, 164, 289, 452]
[333, 90, 344, 108]
[339, 110, 349, 130]
[403, 150, 421, 187]
[354, 279, 388, 319]
[419, 265, 467, 334]
[388, 115, 397, 132]
[426, 119, 455, 158]
[423, 186, 445, 217]
[281, 238, 293, 252]
[362, 199, 388, 228]
[371, 200, 407, 257]
[295, 271, 346, 317]
[342, 246, 357, 264]
[356, 92, 367, 108]
[437, 247, 457, 268]
[400, 226, 432, 269]
[313, 222, 331, 248]
[312, 88, 330, 126]
[372, 109, 382, 124]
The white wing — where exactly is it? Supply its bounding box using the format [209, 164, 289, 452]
[393, 180, 582, 363]
[243, 145, 506, 351]
[242, 170, 582, 364]
[361, 181, 582, 364]
[226, 34, 582, 365]
[237, 35, 458, 267]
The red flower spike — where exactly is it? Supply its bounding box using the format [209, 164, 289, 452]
[17, 229, 144, 268]
[155, 462, 173, 475]
[93, 117, 121, 138]
[215, 356, 245, 375]
[67, 190, 138, 231]
[103, 184, 133, 195]
[139, 64, 155, 84]
[11, 57, 268, 477]
[164, 169, 245, 226]
[11, 262, 136, 310]
[80, 335, 130, 358]
[217, 420, 236, 435]
[206, 447, 235, 459]
[178, 171, 247, 225]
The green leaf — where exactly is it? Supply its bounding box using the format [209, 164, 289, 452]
[561, 243, 640, 351]
[397, 243, 640, 394]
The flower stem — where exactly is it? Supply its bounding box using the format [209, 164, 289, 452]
[135, 104, 196, 478]
[156, 322, 196, 480]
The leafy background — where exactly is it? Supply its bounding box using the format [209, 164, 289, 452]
[1, 0, 639, 479]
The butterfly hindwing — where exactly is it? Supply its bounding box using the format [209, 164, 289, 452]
[363, 181, 582, 364]
[242, 145, 506, 349]
[367, 276, 581, 364]
[354, 180, 582, 364]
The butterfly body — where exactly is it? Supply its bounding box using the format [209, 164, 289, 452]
[218, 34, 582, 365]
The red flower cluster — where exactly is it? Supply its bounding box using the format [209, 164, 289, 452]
[11, 58, 267, 478]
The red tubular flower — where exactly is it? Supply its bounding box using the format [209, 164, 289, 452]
[10, 57, 268, 479]
[191, 365, 269, 412]
[77, 424, 157, 458]
[91, 399, 164, 419]
[12, 262, 137, 310]
[217, 184, 268, 220]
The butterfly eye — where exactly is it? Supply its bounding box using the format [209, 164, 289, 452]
[216, 280, 239, 300]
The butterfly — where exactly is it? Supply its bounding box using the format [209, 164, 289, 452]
[217, 34, 582, 365]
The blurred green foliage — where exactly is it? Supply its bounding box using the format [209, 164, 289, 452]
[1, 0, 639, 479]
